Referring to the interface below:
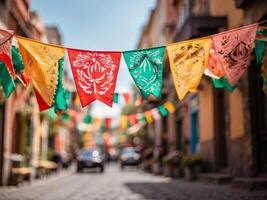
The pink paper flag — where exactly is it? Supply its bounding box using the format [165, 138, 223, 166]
[212, 24, 258, 85]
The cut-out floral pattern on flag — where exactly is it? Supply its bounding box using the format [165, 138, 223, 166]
[212, 24, 258, 86]
[18, 36, 65, 106]
[167, 38, 211, 100]
[67, 49, 121, 107]
[123, 47, 165, 99]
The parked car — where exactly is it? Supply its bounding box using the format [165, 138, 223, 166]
[76, 149, 104, 173]
[120, 147, 141, 169]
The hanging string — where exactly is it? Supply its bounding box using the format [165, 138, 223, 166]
[3, 20, 264, 52]
[0, 32, 14, 46]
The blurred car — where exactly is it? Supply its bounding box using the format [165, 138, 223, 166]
[76, 149, 104, 173]
[108, 148, 120, 162]
[120, 147, 141, 169]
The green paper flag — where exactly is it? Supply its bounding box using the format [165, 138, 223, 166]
[83, 115, 92, 124]
[11, 46, 24, 73]
[255, 28, 267, 65]
[113, 92, 119, 104]
[54, 58, 68, 112]
[137, 113, 146, 124]
[61, 112, 70, 121]
[123, 47, 165, 99]
[212, 77, 237, 93]
[0, 61, 15, 97]
[158, 105, 168, 117]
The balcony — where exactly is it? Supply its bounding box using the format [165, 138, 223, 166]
[174, 15, 227, 41]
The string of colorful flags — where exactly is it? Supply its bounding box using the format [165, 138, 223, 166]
[118, 101, 176, 131]
[0, 21, 267, 114]
[78, 101, 176, 133]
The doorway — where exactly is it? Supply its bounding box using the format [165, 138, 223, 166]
[190, 112, 199, 154]
[214, 89, 228, 171]
[248, 58, 267, 175]
[176, 118, 183, 151]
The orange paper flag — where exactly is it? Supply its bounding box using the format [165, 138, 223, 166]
[17, 37, 65, 106]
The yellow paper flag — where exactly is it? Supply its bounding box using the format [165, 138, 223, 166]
[164, 102, 175, 113]
[167, 38, 211, 100]
[93, 117, 101, 130]
[144, 111, 153, 124]
[119, 115, 128, 130]
[17, 37, 65, 106]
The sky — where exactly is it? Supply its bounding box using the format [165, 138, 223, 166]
[31, 0, 156, 118]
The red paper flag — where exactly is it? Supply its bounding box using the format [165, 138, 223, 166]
[212, 24, 258, 85]
[129, 114, 138, 126]
[67, 49, 121, 107]
[105, 117, 112, 130]
[122, 92, 131, 104]
[0, 53, 16, 79]
[0, 30, 15, 79]
[34, 88, 51, 111]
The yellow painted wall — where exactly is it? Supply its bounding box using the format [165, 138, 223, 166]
[199, 79, 214, 142]
[228, 90, 245, 139]
[209, 0, 243, 28]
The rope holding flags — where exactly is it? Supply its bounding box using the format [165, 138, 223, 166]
[0, 21, 266, 112]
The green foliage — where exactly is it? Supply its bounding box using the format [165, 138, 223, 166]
[151, 157, 160, 164]
[163, 151, 183, 166]
[182, 155, 203, 168]
[47, 147, 53, 160]
[22, 147, 31, 167]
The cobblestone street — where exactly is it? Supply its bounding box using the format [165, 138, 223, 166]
[0, 165, 266, 200]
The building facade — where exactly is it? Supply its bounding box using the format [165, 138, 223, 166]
[138, 0, 267, 181]
[0, 0, 72, 185]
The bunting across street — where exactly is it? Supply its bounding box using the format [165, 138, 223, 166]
[123, 47, 165, 99]
[0, 21, 266, 112]
[167, 38, 211, 100]
[67, 49, 121, 107]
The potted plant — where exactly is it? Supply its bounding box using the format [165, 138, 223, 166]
[151, 157, 161, 175]
[163, 154, 173, 177]
[182, 155, 203, 180]
[172, 152, 183, 177]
